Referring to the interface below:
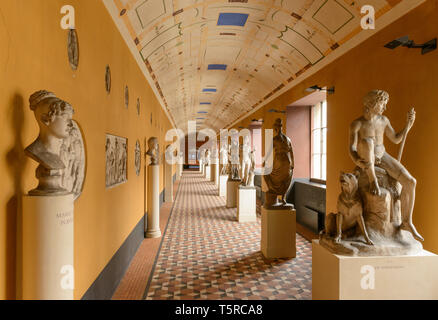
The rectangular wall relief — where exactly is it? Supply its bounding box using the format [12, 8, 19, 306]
[105, 134, 128, 188]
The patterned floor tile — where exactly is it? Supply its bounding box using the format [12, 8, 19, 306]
[145, 171, 312, 300]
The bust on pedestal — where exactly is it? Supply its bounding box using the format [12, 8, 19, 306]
[261, 118, 296, 259]
[145, 137, 161, 238]
[23, 90, 85, 300]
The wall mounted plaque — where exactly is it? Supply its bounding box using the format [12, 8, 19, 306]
[67, 29, 79, 71]
[135, 140, 141, 176]
[105, 134, 128, 188]
[105, 65, 111, 94]
[125, 86, 129, 109]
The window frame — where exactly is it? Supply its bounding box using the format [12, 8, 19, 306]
[310, 100, 327, 182]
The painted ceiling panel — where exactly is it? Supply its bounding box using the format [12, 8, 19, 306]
[106, 0, 412, 131]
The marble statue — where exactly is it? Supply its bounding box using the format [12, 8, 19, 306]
[240, 135, 252, 186]
[229, 138, 241, 181]
[205, 149, 211, 166]
[135, 140, 141, 176]
[263, 118, 294, 209]
[146, 137, 159, 165]
[25, 90, 85, 198]
[105, 134, 128, 187]
[199, 148, 206, 170]
[320, 90, 423, 256]
[245, 148, 256, 187]
[220, 142, 229, 175]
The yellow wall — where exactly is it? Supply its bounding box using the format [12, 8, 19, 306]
[233, 1, 438, 253]
[0, 0, 173, 299]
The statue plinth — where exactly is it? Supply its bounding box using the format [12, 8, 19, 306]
[237, 186, 257, 222]
[312, 240, 438, 300]
[146, 164, 161, 238]
[22, 194, 74, 300]
[261, 206, 296, 259]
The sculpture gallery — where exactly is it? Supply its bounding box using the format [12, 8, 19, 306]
[320, 90, 423, 256]
[25, 90, 85, 198]
[263, 118, 294, 209]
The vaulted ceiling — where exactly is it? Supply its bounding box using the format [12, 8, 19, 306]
[104, 0, 414, 132]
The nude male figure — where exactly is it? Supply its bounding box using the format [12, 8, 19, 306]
[349, 90, 423, 241]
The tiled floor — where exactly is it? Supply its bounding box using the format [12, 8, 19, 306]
[143, 171, 312, 300]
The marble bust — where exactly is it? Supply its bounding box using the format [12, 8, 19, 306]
[25, 91, 74, 196]
[320, 90, 423, 256]
[146, 137, 159, 165]
[263, 118, 294, 209]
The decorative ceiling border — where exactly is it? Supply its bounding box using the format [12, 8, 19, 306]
[226, 0, 426, 130]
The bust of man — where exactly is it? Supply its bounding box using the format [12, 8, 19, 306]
[25, 90, 74, 195]
[146, 137, 159, 165]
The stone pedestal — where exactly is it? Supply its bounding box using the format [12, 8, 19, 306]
[237, 187, 257, 222]
[214, 163, 219, 186]
[164, 162, 173, 203]
[147, 165, 161, 238]
[211, 163, 218, 183]
[226, 180, 240, 208]
[312, 240, 438, 300]
[22, 194, 74, 300]
[176, 162, 182, 180]
[261, 207, 296, 259]
[219, 175, 228, 197]
[204, 165, 211, 180]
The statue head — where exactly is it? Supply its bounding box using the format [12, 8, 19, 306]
[147, 137, 158, 151]
[363, 90, 389, 116]
[273, 118, 283, 135]
[30, 90, 74, 140]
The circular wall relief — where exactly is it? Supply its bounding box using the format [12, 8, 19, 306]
[67, 29, 79, 71]
[135, 140, 141, 176]
[137, 98, 140, 116]
[105, 65, 111, 94]
[60, 119, 86, 200]
[125, 86, 129, 108]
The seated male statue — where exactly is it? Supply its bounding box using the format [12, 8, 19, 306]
[349, 90, 423, 241]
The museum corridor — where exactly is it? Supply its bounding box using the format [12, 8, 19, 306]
[1, 0, 438, 302]
[114, 171, 312, 300]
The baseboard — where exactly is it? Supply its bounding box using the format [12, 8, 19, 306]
[81, 216, 145, 300]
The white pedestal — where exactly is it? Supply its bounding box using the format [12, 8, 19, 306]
[210, 163, 217, 183]
[164, 162, 173, 203]
[219, 175, 228, 197]
[205, 165, 211, 180]
[213, 162, 219, 186]
[237, 187, 257, 222]
[226, 180, 240, 208]
[261, 207, 296, 259]
[147, 165, 161, 238]
[176, 162, 182, 180]
[312, 240, 438, 300]
[22, 194, 74, 300]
